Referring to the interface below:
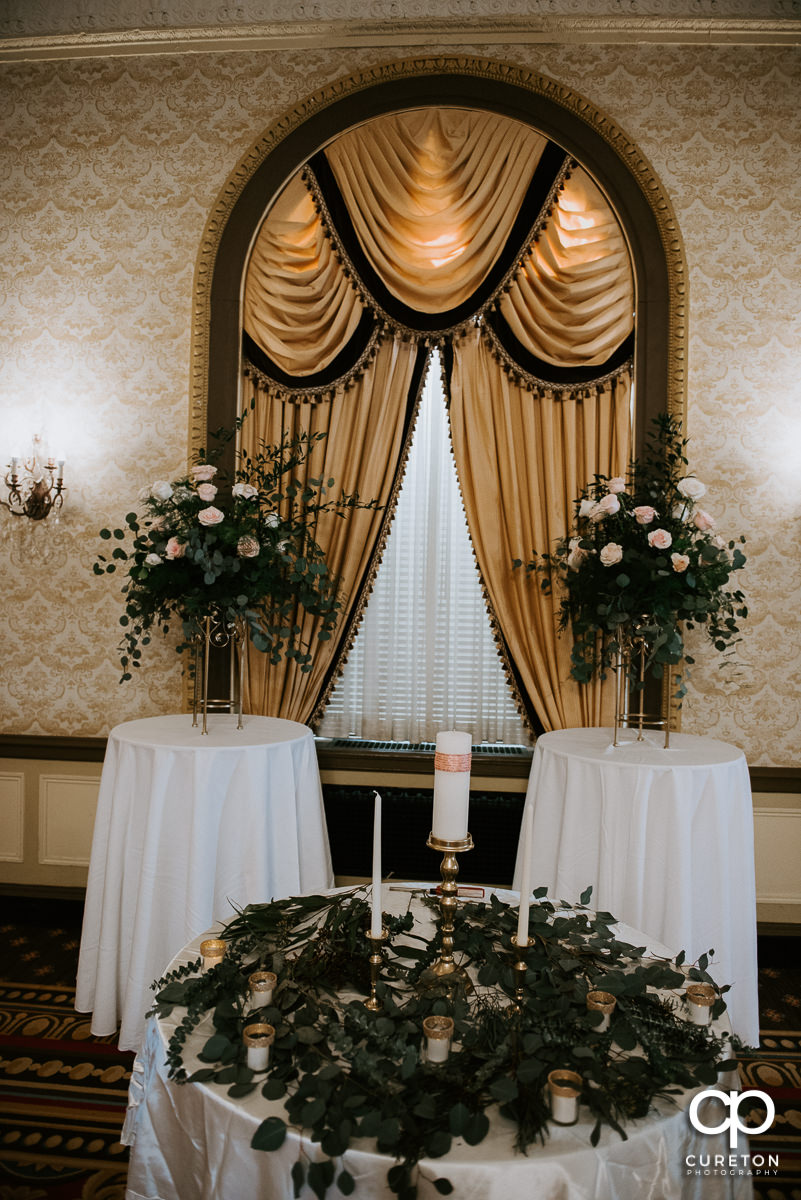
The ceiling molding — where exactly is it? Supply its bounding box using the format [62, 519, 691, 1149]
[2, 16, 800, 63]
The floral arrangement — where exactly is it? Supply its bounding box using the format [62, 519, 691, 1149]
[150, 888, 738, 1200]
[517, 415, 747, 688]
[94, 425, 376, 680]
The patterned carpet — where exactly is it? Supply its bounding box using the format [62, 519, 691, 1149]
[0, 899, 798, 1199]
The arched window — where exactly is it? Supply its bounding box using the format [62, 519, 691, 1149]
[194, 60, 686, 736]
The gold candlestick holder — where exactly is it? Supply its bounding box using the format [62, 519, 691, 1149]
[510, 933, 534, 1009]
[364, 926, 389, 1011]
[422, 832, 474, 986]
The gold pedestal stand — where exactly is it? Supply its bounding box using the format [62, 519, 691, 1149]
[421, 833, 473, 988]
[364, 927, 389, 1011]
[612, 620, 671, 749]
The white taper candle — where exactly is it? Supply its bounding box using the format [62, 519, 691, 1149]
[516, 802, 534, 945]
[371, 791, 382, 937]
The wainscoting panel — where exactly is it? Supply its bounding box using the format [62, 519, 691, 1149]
[0, 773, 24, 863]
[38, 774, 101, 868]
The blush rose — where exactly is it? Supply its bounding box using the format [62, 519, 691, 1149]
[671, 552, 690, 573]
[599, 542, 623, 567]
[165, 537, 185, 559]
[633, 505, 657, 525]
[198, 506, 224, 526]
[196, 483, 217, 501]
[677, 476, 706, 501]
[192, 464, 217, 482]
[647, 528, 672, 550]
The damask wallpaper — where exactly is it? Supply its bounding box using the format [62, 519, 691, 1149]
[0, 40, 799, 764]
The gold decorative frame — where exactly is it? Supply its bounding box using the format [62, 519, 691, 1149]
[189, 54, 688, 458]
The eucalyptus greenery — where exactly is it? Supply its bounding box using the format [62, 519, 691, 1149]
[150, 888, 740, 1200]
[515, 414, 747, 691]
[94, 414, 377, 681]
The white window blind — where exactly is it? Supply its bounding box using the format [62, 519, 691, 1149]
[318, 352, 531, 746]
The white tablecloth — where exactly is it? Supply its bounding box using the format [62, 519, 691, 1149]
[512, 727, 759, 1045]
[122, 889, 752, 1200]
[76, 713, 333, 1050]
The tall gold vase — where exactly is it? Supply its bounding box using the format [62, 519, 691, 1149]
[190, 606, 248, 735]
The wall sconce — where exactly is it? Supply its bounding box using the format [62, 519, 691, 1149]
[3, 435, 65, 521]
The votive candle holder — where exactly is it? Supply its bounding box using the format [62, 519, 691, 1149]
[423, 1015, 454, 1064]
[200, 938, 226, 971]
[249, 970, 277, 1006]
[547, 1069, 582, 1126]
[243, 1022, 275, 1071]
[685, 983, 716, 1026]
[586, 989, 617, 1031]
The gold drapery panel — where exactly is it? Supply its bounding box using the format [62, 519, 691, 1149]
[324, 109, 548, 313]
[448, 328, 632, 732]
[239, 106, 637, 730]
[243, 174, 364, 377]
[242, 335, 423, 725]
[499, 167, 635, 366]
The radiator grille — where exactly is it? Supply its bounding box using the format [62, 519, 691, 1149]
[323, 738, 531, 756]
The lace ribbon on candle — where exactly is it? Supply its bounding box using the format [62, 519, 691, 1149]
[434, 752, 472, 772]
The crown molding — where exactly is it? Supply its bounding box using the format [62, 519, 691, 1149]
[1, 16, 800, 63]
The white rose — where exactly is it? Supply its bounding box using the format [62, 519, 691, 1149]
[599, 542, 623, 567]
[265, 511, 280, 528]
[607, 477, 627, 494]
[145, 552, 162, 566]
[150, 480, 173, 502]
[578, 498, 595, 519]
[677, 476, 706, 501]
[232, 482, 259, 500]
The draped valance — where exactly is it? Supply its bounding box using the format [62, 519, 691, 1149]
[242, 107, 634, 405]
[240, 106, 635, 735]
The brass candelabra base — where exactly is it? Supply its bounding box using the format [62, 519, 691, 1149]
[364, 926, 389, 1011]
[421, 833, 474, 990]
[510, 933, 534, 1010]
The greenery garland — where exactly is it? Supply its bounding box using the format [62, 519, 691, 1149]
[150, 888, 740, 1200]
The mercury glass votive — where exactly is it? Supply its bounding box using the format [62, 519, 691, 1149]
[199, 938, 226, 971]
[586, 989, 617, 1032]
[685, 983, 716, 1026]
[243, 1022, 275, 1071]
[423, 1015, 454, 1063]
[248, 970, 277, 1006]
[547, 1069, 582, 1126]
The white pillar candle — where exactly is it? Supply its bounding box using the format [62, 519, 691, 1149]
[547, 1069, 581, 1125]
[249, 971, 277, 1006]
[423, 1015, 454, 1063]
[685, 983, 715, 1026]
[243, 1023, 275, 1071]
[516, 802, 534, 945]
[432, 731, 472, 841]
[199, 938, 226, 971]
[371, 791, 382, 938]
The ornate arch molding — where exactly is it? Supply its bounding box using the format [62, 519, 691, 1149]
[190, 55, 687, 463]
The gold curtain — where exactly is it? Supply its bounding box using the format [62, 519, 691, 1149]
[499, 167, 634, 365]
[242, 335, 422, 724]
[243, 174, 364, 376]
[325, 109, 547, 312]
[449, 328, 632, 731]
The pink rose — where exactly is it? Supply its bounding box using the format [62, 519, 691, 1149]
[165, 537, 185, 559]
[647, 528, 672, 550]
[192, 463, 217, 482]
[599, 542, 623, 567]
[196, 482, 217, 501]
[671, 552, 690, 573]
[607, 477, 627, 494]
[237, 535, 260, 558]
[198, 506, 224, 526]
[693, 508, 715, 531]
[590, 493, 620, 522]
[633, 505, 657, 525]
